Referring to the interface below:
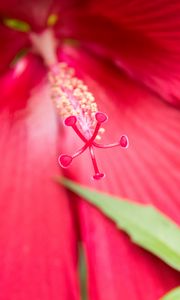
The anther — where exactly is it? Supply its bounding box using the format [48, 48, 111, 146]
[49, 63, 106, 139]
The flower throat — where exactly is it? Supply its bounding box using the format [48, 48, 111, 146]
[49, 62, 129, 180]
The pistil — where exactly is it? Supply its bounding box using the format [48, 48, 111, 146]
[30, 29, 129, 179]
[59, 112, 129, 180]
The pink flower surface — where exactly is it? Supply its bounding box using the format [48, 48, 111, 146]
[0, 55, 80, 300]
[60, 46, 180, 299]
[0, 0, 180, 300]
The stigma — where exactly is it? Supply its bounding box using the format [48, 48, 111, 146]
[49, 63, 129, 180]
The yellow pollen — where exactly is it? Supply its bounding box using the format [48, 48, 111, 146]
[49, 63, 105, 138]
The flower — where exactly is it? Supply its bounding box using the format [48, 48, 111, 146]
[0, 1, 180, 300]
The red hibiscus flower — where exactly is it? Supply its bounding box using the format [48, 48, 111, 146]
[0, 1, 180, 300]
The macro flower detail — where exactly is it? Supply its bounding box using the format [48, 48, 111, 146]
[0, 0, 180, 300]
[49, 62, 129, 179]
[59, 112, 129, 180]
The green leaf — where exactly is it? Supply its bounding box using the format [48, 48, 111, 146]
[161, 287, 180, 300]
[59, 177, 180, 271]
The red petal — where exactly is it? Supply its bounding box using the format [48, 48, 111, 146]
[0, 0, 83, 32]
[59, 1, 180, 106]
[0, 24, 29, 73]
[0, 76, 80, 299]
[59, 47, 180, 300]
[0, 54, 45, 112]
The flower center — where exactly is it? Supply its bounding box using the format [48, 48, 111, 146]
[30, 29, 129, 180]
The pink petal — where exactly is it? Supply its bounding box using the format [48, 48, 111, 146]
[0, 54, 45, 111]
[59, 46, 180, 300]
[0, 24, 29, 73]
[0, 69, 80, 299]
[58, 1, 180, 106]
